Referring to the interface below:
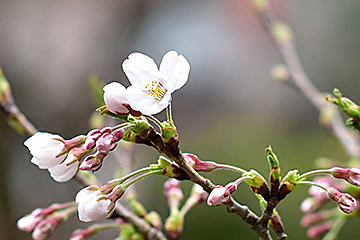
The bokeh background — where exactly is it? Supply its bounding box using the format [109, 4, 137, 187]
[1, 0, 360, 239]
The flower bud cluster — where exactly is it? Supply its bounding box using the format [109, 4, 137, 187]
[300, 176, 359, 239]
[17, 202, 76, 240]
[80, 127, 126, 171]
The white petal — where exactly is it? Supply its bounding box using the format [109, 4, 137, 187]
[160, 51, 190, 92]
[77, 202, 92, 222]
[103, 82, 129, 114]
[122, 52, 159, 87]
[17, 215, 35, 232]
[84, 198, 113, 221]
[48, 155, 79, 182]
[75, 186, 100, 204]
[24, 132, 66, 169]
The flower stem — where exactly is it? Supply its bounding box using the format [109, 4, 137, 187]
[123, 170, 163, 189]
[296, 180, 328, 191]
[323, 216, 346, 240]
[144, 115, 163, 129]
[110, 167, 163, 185]
[298, 169, 332, 180]
[214, 163, 247, 174]
[111, 122, 134, 131]
[166, 104, 173, 122]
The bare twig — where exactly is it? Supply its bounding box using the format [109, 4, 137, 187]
[253, 2, 360, 158]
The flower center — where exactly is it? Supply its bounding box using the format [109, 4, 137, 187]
[145, 80, 167, 101]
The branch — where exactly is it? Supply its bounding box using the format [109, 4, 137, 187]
[252, 1, 360, 158]
[0, 73, 167, 240]
[144, 128, 273, 239]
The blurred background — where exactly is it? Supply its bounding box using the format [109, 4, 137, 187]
[0, 0, 360, 239]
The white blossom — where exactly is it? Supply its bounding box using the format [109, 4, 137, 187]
[103, 82, 129, 114]
[24, 132, 66, 169]
[75, 186, 115, 222]
[123, 50, 190, 115]
[48, 154, 79, 182]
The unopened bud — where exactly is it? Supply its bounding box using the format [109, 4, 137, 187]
[271, 22, 293, 43]
[271, 64, 290, 82]
[207, 186, 231, 206]
[307, 221, 332, 239]
[183, 153, 217, 172]
[301, 211, 332, 227]
[331, 167, 360, 186]
[144, 211, 163, 230]
[165, 213, 184, 240]
[80, 152, 107, 172]
[84, 129, 102, 150]
[327, 187, 357, 214]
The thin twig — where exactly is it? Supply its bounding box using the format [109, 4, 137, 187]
[253, 2, 360, 158]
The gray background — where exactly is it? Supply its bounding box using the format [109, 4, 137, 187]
[0, 0, 360, 239]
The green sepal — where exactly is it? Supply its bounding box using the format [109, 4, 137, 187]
[327, 88, 360, 119]
[243, 170, 267, 189]
[278, 170, 300, 200]
[150, 156, 177, 178]
[161, 121, 177, 143]
[255, 193, 267, 212]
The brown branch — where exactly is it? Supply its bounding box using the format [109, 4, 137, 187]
[142, 128, 273, 240]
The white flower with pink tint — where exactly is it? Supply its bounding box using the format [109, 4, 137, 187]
[24, 132, 66, 169]
[123, 51, 190, 115]
[103, 82, 129, 114]
[48, 154, 79, 182]
[75, 186, 115, 222]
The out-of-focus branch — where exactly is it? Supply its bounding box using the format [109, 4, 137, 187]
[252, 0, 360, 158]
[0, 68, 37, 136]
[0, 70, 167, 240]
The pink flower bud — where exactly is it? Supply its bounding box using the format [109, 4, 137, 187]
[80, 152, 107, 172]
[164, 179, 183, 209]
[307, 221, 332, 239]
[17, 213, 42, 232]
[183, 153, 217, 172]
[32, 217, 63, 240]
[331, 167, 360, 186]
[327, 187, 357, 214]
[84, 129, 102, 150]
[112, 129, 125, 142]
[301, 211, 331, 227]
[207, 186, 231, 206]
[96, 133, 118, 153]
[103, 82, 129, 114]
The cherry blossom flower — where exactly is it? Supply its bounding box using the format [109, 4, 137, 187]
[207, 186, 231, 206]
[123, 50, 190, 115]
[75, 185, 124, 222]
[24, 132, 67, 169]
[103, 82, 129, 114]
[48, 154, 79, 182]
